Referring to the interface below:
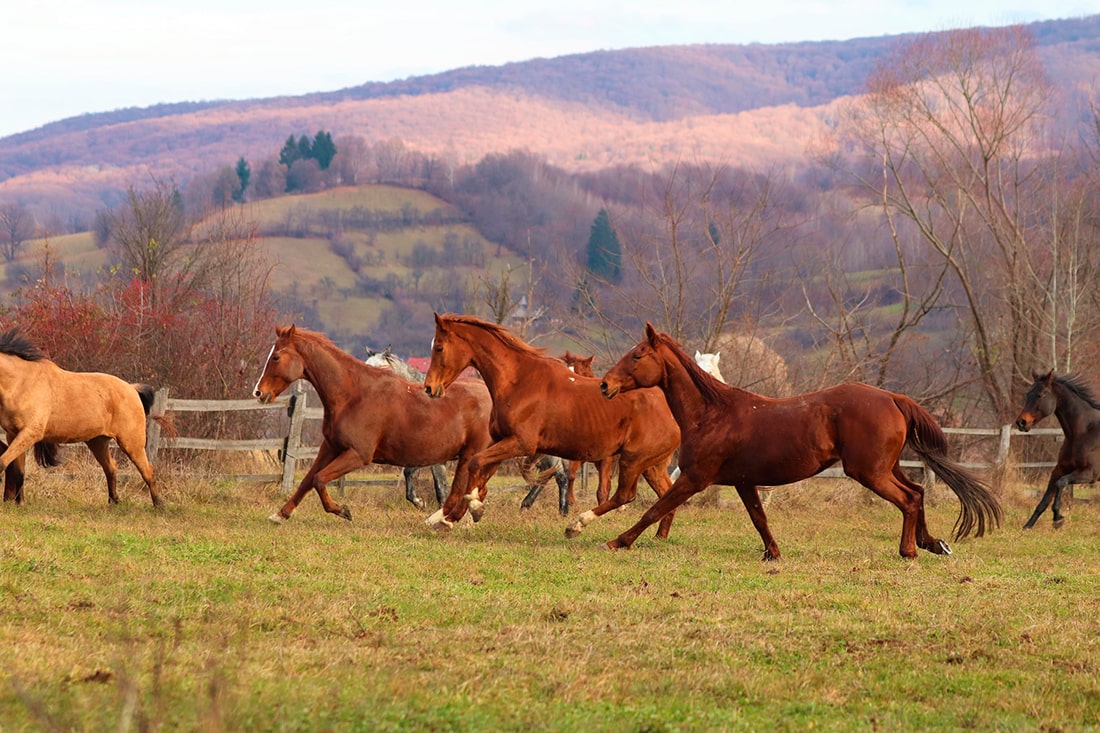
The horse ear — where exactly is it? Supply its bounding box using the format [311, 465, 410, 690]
[286, 324, 297, 339]
[644, 322, 659, 344]
[434, 312, 445, 330]
[1042, 370, 1054, 385]
[695, 350, 702, 359]
[383, 345, 393, 357]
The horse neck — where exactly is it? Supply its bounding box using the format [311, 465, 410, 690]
[296, 337, 355, 404]
[659, 347, 737, 431]
[1053, 382, 1100, 433]
[453, 325, 522, 396]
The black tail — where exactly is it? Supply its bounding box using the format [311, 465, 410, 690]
[894, 395, 1004, 540]
[134, 383, 156, 415]
[34, 442, 62, 468]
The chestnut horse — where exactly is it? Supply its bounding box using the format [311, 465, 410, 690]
[254, 325, 494, 523]
[1015, 370, 1100, 529]
[599, 323, 1003, 559]
[519, 350, 615, 515]
[364, 345, 450, 509]
[0, 328, 161, 506]
[422, 314, 680, 538]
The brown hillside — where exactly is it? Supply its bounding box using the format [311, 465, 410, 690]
[0, 15, 1097, 215]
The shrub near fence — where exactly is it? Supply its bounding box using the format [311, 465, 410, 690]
[145, 386, 1068, 495]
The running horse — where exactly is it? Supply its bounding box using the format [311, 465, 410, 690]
[599, 323, 1003, 559]
[1015, 370, 1100, 529]
[519, 350, 616, 515]
[254, 325, 494, 523]
[0, 328, 161, 506]
[422, 313, 680, 538]
[364, 345, 449, 509]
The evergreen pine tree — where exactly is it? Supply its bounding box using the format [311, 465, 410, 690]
[278, 135, 301, 168]
[234, 157, 251, 203]
[311, 131, 337, 170]
[584, 208, 622, 284]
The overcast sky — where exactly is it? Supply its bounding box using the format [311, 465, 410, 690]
[1, 0, 1096, 139]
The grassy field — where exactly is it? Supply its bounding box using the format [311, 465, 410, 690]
[1, 465, 1097, 732]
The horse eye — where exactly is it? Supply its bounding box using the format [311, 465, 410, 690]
[271, 354, 280, 362]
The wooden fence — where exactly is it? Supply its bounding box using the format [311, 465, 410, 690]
[145, 387, 1064, 494]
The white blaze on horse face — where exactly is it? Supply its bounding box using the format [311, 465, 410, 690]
[253, 344, 275, 399]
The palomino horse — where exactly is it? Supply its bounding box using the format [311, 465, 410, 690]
[422, 314, 680, 538]
[364, 345, 449, 509]
[254, 325, 494, 523]
[0, 328, 161, 506]
[1015, 370, 1100, 529]
[519, 350, 615, 515]
[599, 323, 1003, 559]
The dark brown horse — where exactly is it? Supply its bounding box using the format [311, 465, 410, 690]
[0, 328, 161, 506]
[599, 323, 1003, 559]
[422, 314, 680, 538]
[1015, 370, 1100, 529]
[253, 325, 494, 523]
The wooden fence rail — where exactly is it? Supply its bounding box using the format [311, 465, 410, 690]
[145, 387, 1064, 494]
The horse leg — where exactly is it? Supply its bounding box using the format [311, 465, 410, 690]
[430, 464, 448, 507]
[732, 484, 781, 561]
[555, 463, 570, 516]
[520, 481, 545, 509]
[270, 440, 337, 523]
[427, 437, 521, 529]
[603, 474, 706, 549]
[642, 458, 677, 539]
[403, 467, 423, 509]
[850, 467, 924, 558]
[85, 436, 120, 505]
[893, 466, 949, 555]
[113, 433, 162, 507]
[307, 448, 368, 520]
[594, 457, 613, 504]
[4, 452, 25, 504]
[1023, 468, 1066, 529]
[1050, 468, 1093, 528]
[566, 460, 580, 508]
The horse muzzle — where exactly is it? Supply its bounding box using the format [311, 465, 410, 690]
[1014, 416, 1032, 432]
[600, 381, 619, 399]
[424, 384, 444, 399]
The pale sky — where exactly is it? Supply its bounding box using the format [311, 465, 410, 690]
[1, 0, 1096, 139]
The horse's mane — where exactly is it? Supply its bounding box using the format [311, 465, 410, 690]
[653, 331, 728, 403]
[442, 315, 548, 359]
[287, 327, 368, 371]
[0, 328, 47, 361]
[1053, 372, 1100, 411]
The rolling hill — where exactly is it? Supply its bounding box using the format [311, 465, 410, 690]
[2, 14, 1098, 217]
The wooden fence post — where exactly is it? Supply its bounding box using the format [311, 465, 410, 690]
[146, 387, 170, 465]
[280, 383, 307, 494]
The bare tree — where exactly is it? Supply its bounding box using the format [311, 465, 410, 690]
[830, 26, 1097, 420]
[563, 162, 787, 359]
[106, 177, 192, 304]
[0, 202, 36, 262]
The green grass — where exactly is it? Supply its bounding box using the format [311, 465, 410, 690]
[1, 469, 1097, 731]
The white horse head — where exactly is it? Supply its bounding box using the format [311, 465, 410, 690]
[694, 350, 726, 383]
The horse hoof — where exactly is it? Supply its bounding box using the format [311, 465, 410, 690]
[267, 512, 287, 525]
[411, 497, 424, 510]
[564, 524, 583, 539]
[1053, 517, 1066, 529]
[425, 508, 453, 531]
[937, 539, 952, 555]
[467, 499, 484, 522]
[340, 505, 352, 521]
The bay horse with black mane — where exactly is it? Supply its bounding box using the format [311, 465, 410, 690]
[1015, 370, 1100, 529]
[0, 328, 161, 506]
[599, 323, 1003, 559]
[422, 314, 680, 538]
[254, 325, 495, 523]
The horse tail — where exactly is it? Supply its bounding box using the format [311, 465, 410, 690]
[520, 454, 563, 486]
[133, 383, 156, 415]
[34, 442, 62, 468]
[893, 394, 1003, 540]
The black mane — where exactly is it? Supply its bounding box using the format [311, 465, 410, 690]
[0, 328, 46, 361]
[1054, 372, 1100, 411]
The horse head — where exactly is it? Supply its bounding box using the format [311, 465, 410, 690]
[1015, 370, 1056, 432]
[424, 313, 473, 398]
[253, 325, 305, 403]
[601, 322, 665, 398]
